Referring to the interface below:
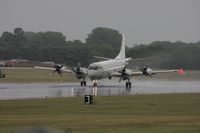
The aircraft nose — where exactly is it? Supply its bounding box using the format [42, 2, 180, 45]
[88, 70, 96, 77]
[88, 70, 101, 80]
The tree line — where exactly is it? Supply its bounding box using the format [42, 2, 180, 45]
[0, 27, 199, 69]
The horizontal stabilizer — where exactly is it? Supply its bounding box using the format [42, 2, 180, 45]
[131, 57, 155, 61]
[92, 56, 112, 60]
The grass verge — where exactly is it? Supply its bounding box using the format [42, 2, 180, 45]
[0, 93, 200, 133]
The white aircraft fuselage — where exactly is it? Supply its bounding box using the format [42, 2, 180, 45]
[34, 33, 181, 88]
[87, 34, 132, 81]
[88, 58, 126, 80]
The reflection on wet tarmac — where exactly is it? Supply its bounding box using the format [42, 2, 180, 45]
[0, 80, 199, 100]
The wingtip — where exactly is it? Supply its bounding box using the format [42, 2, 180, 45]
[178, 68, 185, 75]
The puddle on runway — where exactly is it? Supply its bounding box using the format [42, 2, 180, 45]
[0, 80, 200, 100]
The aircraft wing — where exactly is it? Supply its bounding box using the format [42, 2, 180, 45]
[111, 69, 184, 77]
[130, 69, 179, 76]
[0, 67, 34, 70]
[110, 72, 121, 77]
[34, 66, 72, 73]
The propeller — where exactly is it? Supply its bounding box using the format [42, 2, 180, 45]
[53, 64, 64, 76]
[119, 67, 129, 82]
[72, 62, 85, 79]
[139, 66, 152, 79]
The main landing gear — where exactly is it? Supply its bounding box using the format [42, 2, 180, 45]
[125, 82, 131, 88]
[80, 80, 86, 86]
[125, 79, 131, 92]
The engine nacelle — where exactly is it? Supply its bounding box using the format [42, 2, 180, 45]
[119, 67, 132, 82]
[140, 66, 152, 78]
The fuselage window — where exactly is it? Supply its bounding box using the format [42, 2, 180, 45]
[89, 66, 102, 70]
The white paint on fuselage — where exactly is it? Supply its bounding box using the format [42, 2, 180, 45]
[87, 34, 131, 81]
[88, 58, 126, 80]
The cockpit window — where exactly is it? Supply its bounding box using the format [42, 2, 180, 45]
[88, 66, 102, 70]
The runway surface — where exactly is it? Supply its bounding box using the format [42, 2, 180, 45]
[0, 80, 200, 100]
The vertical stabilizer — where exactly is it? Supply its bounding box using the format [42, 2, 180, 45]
[115, 34, 126, 59]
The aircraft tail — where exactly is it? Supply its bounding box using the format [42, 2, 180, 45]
[115, 34, 126, 59]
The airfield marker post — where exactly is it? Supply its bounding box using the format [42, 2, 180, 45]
[84, 95, 93, 105]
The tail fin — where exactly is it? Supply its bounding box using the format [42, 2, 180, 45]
[115, 34, 126, 59]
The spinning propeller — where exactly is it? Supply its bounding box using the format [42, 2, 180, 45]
[119, 67, 130, 82]
[72, 62, 87, 79]
[53, 64, 64, 76]
[139, 66, 152, 79]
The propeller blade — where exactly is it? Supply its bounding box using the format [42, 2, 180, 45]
[139, 73, 143, 80]
[58, 72, 63, 77]
[118, 66, 128, 82]
[49, 70, 55, 76]
[72, 62, 84, 79]
[53, 64, 64, 77]
[139, 66, 152, 78]
[119, 76, 122, 82]
[53, 70, 57, 73]
[148, 73, 152, 78]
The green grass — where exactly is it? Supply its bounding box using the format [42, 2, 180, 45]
[0, 68, 77, 83]
[0, 93, 200, 133]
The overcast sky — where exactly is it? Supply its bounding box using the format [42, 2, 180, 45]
[0, 0, 200, 46]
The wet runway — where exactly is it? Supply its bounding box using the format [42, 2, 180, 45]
[0, 80, 200, 100]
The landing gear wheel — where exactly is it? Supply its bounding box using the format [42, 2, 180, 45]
[126, 82, 129, 88]
[125, 82, 131, 92]
[81, 81, 86, 86]
[93, 82, 97, 87]
[128, 82, 131, 88]
[83, 81, 86, 86]
[125, 82, 131, 88]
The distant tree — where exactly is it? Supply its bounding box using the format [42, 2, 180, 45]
[1, 32, 13, 42]
[0, 27, 200, 69]
[14, 27, 24, 36]
[127, 41, 200, 69]
[86, 27, 122, 49]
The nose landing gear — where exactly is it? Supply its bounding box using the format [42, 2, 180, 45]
[93, 80, 98, 87]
